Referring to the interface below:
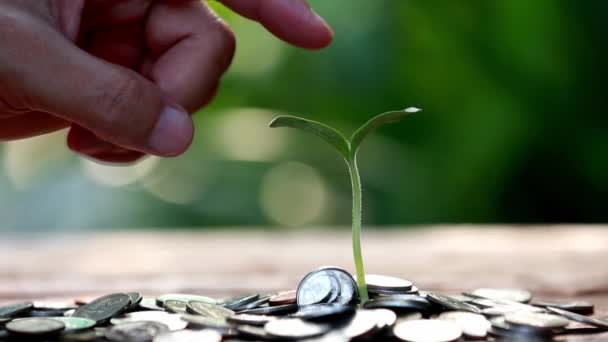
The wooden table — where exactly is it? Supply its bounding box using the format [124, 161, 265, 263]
[1, 225, 607, 340]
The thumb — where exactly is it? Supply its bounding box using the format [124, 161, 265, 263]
[5, 18, 193, 157]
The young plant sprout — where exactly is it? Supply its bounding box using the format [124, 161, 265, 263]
[269, 107, 421, 305]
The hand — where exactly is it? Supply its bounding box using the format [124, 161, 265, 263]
[0, 0, 332, 163]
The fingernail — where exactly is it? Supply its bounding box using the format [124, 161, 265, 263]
[147, 106, 193, 156]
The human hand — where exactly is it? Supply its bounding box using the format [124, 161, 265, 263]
[0, 0, 332, 163]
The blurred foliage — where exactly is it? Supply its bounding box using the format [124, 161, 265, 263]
[1, 0, 607, 230]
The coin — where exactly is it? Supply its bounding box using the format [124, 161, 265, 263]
[426, 293, 482, 314]
[156, 294, 216, 308]
[297, 267, 358, 307]
[291, 303, 355, 321]
[466, 288, 532, 303]
[366, 274, 413, 291]
[180, 314, 230, 331]
[438, 311, 490, 339]
[106, 321, 169, 342]
[364, 295, 432, 314]
[265, 318, 329, 339]
[0, 302, 33, 318]
[341, 309, 382, 339]
[186, 301, 234, 319]
[0, 317, 12, 325]
[232, 295, 271, 312]
[126, 293, 144, 310]
[547, 306, 608, 330]
[269, 291, 297, 306]
[393, 319, 462, 342]
[235, 324, 280, 340]
[6, 317, 65, 336]
[533, 300, 594, 315]
[139, 297, 164, 311]
[373, 308, 397, 330]
[505, 311, 569, 331]
[62, 329, 103, 342]
[73, 293, 131, 324]
[154, 329, 222, 342]
[164, 300, 187, 314]
[33, 300, 78, 311]
[111, 311, 188, 331]
[222, 294, 259, 310]
[239, 303, 298, 316]
[370, 286, 420, 296]
[227, 314, 277, 327]
[46, 316, 96, 331]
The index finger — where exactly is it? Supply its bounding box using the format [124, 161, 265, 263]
[219, 0, 333, 50]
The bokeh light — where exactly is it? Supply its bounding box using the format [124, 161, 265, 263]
[260, 162, 328, 227]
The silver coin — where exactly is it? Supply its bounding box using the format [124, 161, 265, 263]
[227, 314, 277, 327]
[297, 271, 338, 306]
[105, 321, 169, 342]
[370, 286, 420, 296]
[366, 274, 413, 291]
[186, 301, 234, 319]
[153, 329, 222, 342]
[156, 294, 216, 307]
[396, 313, 424, 323]
[342, 310, 382, 339]
[239, 303, 298, 316]
[236, 324, 280, 340]
[33, 301, 78, 311]
[6, 317, 65, 336]
[164, 300, 187, 314]
[180, 314, 230, 331]
[232, 295, 271, 312]
[373, 308, 398, 330]
[222, 294, 259, 310]
[126, 293, 144, 310]
[438, 311, 490, 339]
[73, 293, 131, 324]
[505, 311, 569, 331]
[365, 295, 432, 313]
[0, 317, 12, 325]
[0, 302, 33, 318]
[532, 301, 594, 315]
[291, 304, 355, 321]
[139, 297, 164, 311]
[265, 318, 329, 339]
[393, 319, 463, 342]
[547, 307, 608, 330]
[466, 288, 532, 303]
[46, 316, 96, 331]
[426, 293, 481, 314]
[111, 311, 188, 331]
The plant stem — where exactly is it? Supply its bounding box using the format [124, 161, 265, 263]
[347, 157, 369, 305]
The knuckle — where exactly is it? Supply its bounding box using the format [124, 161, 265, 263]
[94, 72, 143, 134]
[212, 23, 236, 71]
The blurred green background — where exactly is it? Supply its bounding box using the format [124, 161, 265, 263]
[1, 0, 607, 230]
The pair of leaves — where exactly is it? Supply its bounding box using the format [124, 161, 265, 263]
[269, 107, 421, 160]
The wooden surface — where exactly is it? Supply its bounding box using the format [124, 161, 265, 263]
[1, 225, 608, 340]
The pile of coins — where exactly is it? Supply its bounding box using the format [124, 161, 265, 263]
[1, 265, 607, 341]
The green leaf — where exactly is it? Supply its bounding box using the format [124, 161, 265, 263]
[269, 115, 351, 159]
[349, 107, 421, 157]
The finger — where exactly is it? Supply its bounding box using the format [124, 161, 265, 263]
[219, 0, 333, 49]
[68, 125, 146, 163]
[3, 18, 193, 156]
[143, 1, 235, 112]
[0, 112, 69, 141]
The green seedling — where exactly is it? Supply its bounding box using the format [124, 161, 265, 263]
[269, 107, 421, 305]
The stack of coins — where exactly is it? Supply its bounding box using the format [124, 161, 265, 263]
[0, 266, 607, 341]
